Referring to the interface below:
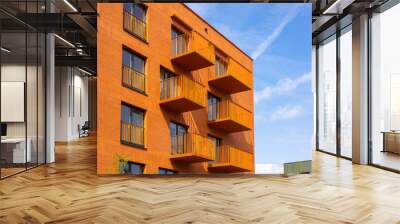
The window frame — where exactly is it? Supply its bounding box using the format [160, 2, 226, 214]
[123, 3, 148, 42]
[158, 168, 178, 175]
[122, 48, 147, 95]
[127, 161, 145, 174]
[208, 93, 221, 121]
[120, 102, 146, 149]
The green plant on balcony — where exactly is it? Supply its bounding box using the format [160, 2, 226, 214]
[113, 153, 129, 174]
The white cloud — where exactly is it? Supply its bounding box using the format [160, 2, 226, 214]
[269, 105, 303, 122]
[251, 7, 300, 60]
[256, 104, 304, 123]
[254, 72, 311, 104]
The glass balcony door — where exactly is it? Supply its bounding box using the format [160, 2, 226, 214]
[0, 12, 46, 179]
[317, 35, 337, 155]
[370, 3, 400, 171]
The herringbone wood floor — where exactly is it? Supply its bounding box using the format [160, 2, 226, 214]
[1, 136, 400, 224]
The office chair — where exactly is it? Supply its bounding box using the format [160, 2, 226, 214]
[79, 121, 90, 138]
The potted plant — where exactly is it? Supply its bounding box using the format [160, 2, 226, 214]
[113, 153, 129, 174]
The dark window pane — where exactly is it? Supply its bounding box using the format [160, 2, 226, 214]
[131, 108, 144, 127]
[134, 5, 146, 21]
[121, 104, 130, 122]
[169, 122, 177, 137]
[159, 168, 177, 174]
[208, 94, 220, 120]
[128, 162, 144, 174]
[171, 27, 183, 39]
[123, 49, 145, 74]
[160, 68, 175, 81]
[122, 49, 131, 67]
[123, 3, 132, 14]
[133, 55, 145, 73]
[121, 104, 144, 127]
[170, 122, 187, 137]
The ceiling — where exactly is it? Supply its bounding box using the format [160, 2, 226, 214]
[0, 0, 397, 71]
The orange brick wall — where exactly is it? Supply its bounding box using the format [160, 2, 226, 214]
[97, 3, 254, 174]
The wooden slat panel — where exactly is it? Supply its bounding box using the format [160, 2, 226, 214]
[171, 31, 215, 63]
[160, 75, 206, 107]
[210, 99, 252, 129]
[123, 11, 146, 40]
[121, 122, 144, 146]
[122, 65, 145, 92]
[171, 133, 214, 160]
[213, 145, 253, 171]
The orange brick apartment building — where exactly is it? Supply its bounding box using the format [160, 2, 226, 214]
[97, 3, 254, 174]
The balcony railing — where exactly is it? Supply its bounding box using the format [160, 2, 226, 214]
[171, 31, 215, 70]
[208, 99, 252, 132]
[121, 122, 145, 147]
[170, 133, 215, 162]
[209, 145, 253, 172]
[208, 58, 252, 94]
[123, 11, 147, 40]
[122, 65, 145, 92]
[160, 75, 206, 112]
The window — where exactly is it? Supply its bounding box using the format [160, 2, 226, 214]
[0, 3, 46, 179]
[171, 27, 187, 56]
[158, 168, 177, 174]
[122, 49, 145, 92]
[208, 93, 220, 121]
[121, 103, 145, 147]
[170, 122, 187, 137]
[160, 67, 176, 81]
[123, 49, 145, 74]
[124, 4, 146, 22]
[339, 26, 352, 158]
[208, 135, 221, 163]
[127, 162, 145, 174]
[215, 56, 227, 77]
[160, 67, 177, 100]
[170, 122, 188, 154]
[317, 35, 337, 154]
[370, 3, 400, 171]
[171, 27, 184, 39]
[123, 4, 147, 40]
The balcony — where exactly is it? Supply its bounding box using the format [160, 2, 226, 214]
[209, 146, 254, 172]
[170, 133, 215, 162]
[160, 75, 206, 112]
[121, 122, 145, 148]
[208, 100, 252, 133]
[123, 11, 147, 40]
[208, 59, 252, 94]
[122, 65, 145, 93]
[171, 31, 215, 71]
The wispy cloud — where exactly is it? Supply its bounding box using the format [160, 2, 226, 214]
[254, 72, 311, 104]
[255, 104, 304, 123]
[251, 7, 300, 60]
[269, 105, 303, 121]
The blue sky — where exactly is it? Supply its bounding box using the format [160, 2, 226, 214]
[187, 3, 313, 165]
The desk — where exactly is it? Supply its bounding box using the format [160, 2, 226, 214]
[1, 138, 31, 164]
[382, 131, 400, 154]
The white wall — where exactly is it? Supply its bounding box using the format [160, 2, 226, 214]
[55, 67, 89, 141]
[1, 64, 37, 138]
